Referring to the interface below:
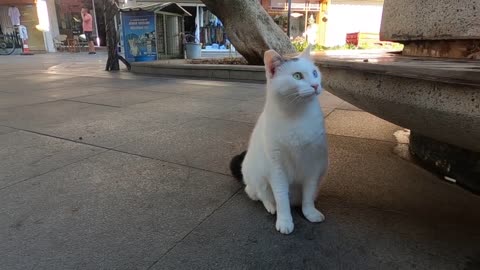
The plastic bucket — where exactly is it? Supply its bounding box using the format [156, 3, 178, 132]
[185, 43, 202, 59]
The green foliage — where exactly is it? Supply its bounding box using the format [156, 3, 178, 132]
[291, 37, 309, 52]
[291, 39, 404, 52]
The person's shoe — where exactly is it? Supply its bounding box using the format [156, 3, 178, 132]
[88, 51, 96, 55]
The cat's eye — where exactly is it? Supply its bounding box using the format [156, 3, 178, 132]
[292, 72, 303, 80]
[313, 70, 319, 78]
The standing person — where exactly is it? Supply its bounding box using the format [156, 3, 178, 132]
[81, 8, 95, 54]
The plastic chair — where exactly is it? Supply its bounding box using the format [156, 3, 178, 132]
[54, 34, 67, 52]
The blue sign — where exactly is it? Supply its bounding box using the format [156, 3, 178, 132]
[121, 11, 157, 62]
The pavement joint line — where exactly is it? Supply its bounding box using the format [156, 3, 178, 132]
[63, 99, 122, 108]
[0, 98, 101, 111]
[199, 116, 256, 125]
[334, 108, 363, 112]
[146, 187, 243, 270]
[1, 125, 235, 179]
[0, 99, 61, 110]
[323, 108, 335, 118]
[0, 149, 110, 191]
[0, 90, 118, 107]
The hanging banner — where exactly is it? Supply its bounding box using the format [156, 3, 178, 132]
[121, 11, 157, 62]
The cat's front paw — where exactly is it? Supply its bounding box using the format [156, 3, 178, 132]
[302, 207, 325, 223]
[276, 218, 294, 234]
[262, 200, 276, 215]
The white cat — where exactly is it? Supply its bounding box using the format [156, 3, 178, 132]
[230, 46, 328, 234]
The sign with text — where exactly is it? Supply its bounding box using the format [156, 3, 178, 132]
[121, 11, 157, 62]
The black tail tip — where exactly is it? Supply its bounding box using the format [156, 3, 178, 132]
[230, 150, 247, 181]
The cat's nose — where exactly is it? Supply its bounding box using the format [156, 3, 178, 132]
[312, 84, 319, 90]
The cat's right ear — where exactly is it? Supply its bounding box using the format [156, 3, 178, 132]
[264, 50, 284, 78]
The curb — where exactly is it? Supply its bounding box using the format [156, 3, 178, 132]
[131, 61, 266, 83]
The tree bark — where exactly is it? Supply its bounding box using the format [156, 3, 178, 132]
[102, 0, 121, 71]
[200, 0, 295, 65]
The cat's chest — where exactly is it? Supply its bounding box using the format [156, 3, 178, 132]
[275, 120, 325, 148]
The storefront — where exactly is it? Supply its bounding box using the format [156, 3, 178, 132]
[54, 0, 102, 45]
[262, 0, 384, 47]
[262, 0, 326, 44]
[324, 0, 383, 47]
[0, 0, 48, 52]
[136, 0, 231, 51]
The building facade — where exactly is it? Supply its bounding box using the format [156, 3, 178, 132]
[0, 0, 55, 52]
[0, 0, 102, 53]
[0, 0, 384, 53]
[143, 0, 385, 48]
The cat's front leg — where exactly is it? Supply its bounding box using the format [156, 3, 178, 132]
[302, 177, 325, 223]
[270, 169, 294, 234]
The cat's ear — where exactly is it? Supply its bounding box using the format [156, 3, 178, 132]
[299, 45, 312, 59]
[264, 49, 284, 77]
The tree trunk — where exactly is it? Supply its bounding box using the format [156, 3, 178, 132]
[102, 0, 120, 71]
[200, 0, 295, 65]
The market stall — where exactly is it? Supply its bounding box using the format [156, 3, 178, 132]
[119, 2, 191, 62]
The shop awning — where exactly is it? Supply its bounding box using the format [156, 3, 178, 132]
[119, 2, 192, 16]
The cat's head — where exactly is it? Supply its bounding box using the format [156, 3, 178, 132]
[264, 46, 321, 99]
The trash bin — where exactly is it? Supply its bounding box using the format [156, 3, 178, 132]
[185, 42, 201, 59]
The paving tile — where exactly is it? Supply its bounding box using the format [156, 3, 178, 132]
[0, 151, 240, 270]
[0, 92, 53, 109]
[130, 94, 251, 120]
[337, 101, 362, 111]
[115, 118, 253, 174]
[325, 110, 402, 142]
[0, 126, 17, 135]
[0, 131, 103, 188]
[213, 99, 264, 123]
[34, 104, 198, 148]
[318, 90, 344, 108]
[0, 76, 109, 94]
[0, 100, 116, 130]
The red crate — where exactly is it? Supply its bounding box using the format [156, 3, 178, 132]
[346, 32, 380, 47]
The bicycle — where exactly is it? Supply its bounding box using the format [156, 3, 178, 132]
[0, 27, 20, 55]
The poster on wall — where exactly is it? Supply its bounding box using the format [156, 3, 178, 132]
[121, 11, 157, 62]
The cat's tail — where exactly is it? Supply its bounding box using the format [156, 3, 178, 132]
[229, 151, 247, 181]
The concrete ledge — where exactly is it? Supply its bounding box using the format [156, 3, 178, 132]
[314, 53, 480, 86]
[318, 59, 480, 152]
[380, 0, 480, 41]
[131, 61, 266, 83]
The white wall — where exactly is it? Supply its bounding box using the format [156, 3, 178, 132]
[325, 1, 383, 46]
[41, 0, 59, 52]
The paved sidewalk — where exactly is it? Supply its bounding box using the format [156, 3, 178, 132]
[0, 53, 479, 270]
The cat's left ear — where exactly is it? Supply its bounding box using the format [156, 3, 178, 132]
[264, 49, 285, 78]
[299, 45, 312, 59]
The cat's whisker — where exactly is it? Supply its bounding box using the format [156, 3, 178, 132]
[293, 95, 302, 105]
[284, 92, 299, 99]
[288, 94, 301, 105]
